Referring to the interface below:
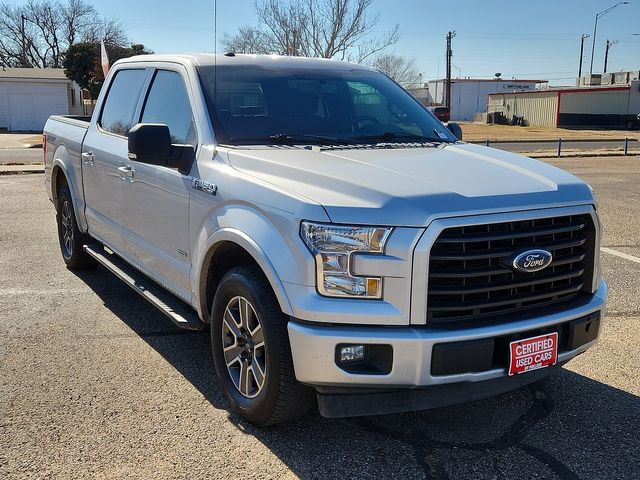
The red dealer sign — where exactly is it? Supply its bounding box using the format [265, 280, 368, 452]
[508, 332, 558, 376]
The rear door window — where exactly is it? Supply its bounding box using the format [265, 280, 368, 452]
[99, 69, 147, 136]
[141, 70, 197, 145]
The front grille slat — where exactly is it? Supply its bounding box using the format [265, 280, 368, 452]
[428, 282, 585, 312]
[429, 251, 587, 278]
[426, 214, 595, 324]
[428, 266, 585, 295]
[436, 222, 586, 243]
[430, 236, 586, 261]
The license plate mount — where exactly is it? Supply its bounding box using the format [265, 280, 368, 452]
[508, 332, 558, 376]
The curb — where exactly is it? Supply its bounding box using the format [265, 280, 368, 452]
[0, 164, 45, 175]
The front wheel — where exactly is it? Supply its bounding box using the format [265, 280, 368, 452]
[211, 265, 314, 426]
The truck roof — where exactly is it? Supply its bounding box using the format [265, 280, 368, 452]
[116, 53, 376, 72]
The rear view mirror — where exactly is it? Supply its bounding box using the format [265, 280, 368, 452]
[127, 123, 194, 174]
[446, 122, 463, 141]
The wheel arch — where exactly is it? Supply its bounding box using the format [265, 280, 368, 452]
[195, 228, 295, 323]
[51, 162, 67, 205]
[50, 146, 88, 232]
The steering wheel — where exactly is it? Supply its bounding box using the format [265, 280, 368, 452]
[350, 115, 380, 131]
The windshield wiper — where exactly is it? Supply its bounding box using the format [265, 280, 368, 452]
[353, 131, 448, 143]
[228, 133, 366, 145]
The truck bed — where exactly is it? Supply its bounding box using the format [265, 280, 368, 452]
[48, 115, 91, 129]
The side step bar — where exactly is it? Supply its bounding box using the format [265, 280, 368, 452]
[83, 244, 205, 331]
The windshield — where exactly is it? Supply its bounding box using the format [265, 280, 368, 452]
[197, 65, 455, 145]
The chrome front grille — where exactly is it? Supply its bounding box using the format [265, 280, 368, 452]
[426, 214, 596, 324]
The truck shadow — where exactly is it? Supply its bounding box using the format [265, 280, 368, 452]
[73, 266, 640, 480]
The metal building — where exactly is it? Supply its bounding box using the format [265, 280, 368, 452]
[424, 78, 547, 121]
[488, 82, 640, 128]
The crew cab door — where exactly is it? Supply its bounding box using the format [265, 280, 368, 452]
[82, 68, 149, 250]
[120, 68, 197, 301]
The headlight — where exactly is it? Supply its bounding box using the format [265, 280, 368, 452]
[301, 222, 392, 298]
[587, 183, 599, 210]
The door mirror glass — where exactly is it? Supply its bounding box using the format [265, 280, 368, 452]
[127, 123, 194, 173]
[446, 122, 463, 140]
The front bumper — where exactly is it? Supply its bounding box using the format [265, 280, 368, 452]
[287, 280, 607, 389]
[315, 363, 565, 418]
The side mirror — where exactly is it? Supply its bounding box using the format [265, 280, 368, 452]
[446, 122, 463, 141]
[127, 123, 194, 174]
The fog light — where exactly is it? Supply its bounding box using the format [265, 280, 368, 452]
[339, 345, 365, 362]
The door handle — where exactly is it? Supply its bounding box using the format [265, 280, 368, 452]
[118, 165, 135, 181]
[81, 151, 94, 166]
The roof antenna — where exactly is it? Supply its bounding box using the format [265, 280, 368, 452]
[213, 0, 217, 58]
[213, 0, 217, 106]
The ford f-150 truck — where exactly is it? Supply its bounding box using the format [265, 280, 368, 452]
[44, 54, 607, 426]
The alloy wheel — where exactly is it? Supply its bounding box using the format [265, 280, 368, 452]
[60, 200, 74, 259]
[221, 296, 266, 398]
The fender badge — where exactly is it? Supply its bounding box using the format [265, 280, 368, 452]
[192, 179, 217, 196]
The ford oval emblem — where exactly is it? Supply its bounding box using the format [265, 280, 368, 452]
[512, 249, 553, 273]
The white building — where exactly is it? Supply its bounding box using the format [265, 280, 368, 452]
[423, 78, 548, 121]
[0, 68, 84, 132]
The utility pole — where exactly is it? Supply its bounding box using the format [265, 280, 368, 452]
[603, 39, 618, 73]
[578, 34, 590, 79]
[445, 30, 456, 109]
[20, 14, 27, 67]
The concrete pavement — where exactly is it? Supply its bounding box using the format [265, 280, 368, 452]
[0, 133, 42, 149]
[0, 157, 639, 479]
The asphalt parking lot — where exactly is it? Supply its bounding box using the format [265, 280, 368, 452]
[1, 156, 639, 479]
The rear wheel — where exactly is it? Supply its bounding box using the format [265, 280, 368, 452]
[56, 185, 96, 269]
[211, 265, 314, 426]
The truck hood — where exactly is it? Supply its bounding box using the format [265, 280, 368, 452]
[226, 143, 594, 227]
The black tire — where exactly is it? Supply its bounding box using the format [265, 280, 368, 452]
[211, 265, 315, 426]
[56, 185, 97, 270]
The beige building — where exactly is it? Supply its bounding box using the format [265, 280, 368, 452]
[488, 82, 640, 128]
[0, 68, 84, 132]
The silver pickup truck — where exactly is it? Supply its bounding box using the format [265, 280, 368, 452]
[44, 53, 607, 426]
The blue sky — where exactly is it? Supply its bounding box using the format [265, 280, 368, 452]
[13, 0, 640, 84]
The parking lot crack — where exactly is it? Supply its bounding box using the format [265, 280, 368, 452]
[518, 443, 580, 480]
[350, 417, 448, 480]
[350, 384, 581, 480]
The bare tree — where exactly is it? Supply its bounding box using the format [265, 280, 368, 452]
[82, 17, 128, 47]
[221, 26, 273, 55]
[257, 0, 309, 56]
[0, 2, 35, 67]
[372, 53, 422, 87]
[223, 0, 399, 61]
[62, 0, 97, 45]
[0, 0, 128, 68]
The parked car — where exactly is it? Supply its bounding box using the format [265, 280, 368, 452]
[44, 54, 606, 426]
[625, 113, 640, 130]
[428, 105, 451, 122]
